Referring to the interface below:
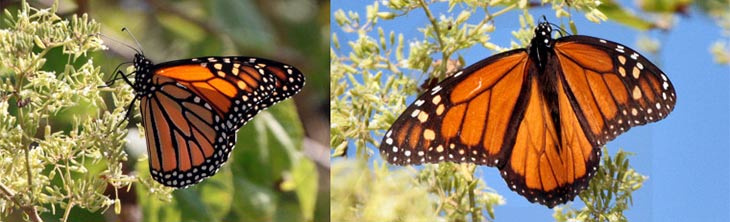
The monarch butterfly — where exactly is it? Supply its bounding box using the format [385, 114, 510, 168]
[116, 49, 305, 188]
[379, 21, 676, 208]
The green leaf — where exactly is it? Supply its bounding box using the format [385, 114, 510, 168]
[227, 99, 307, 221]
[208, 0, 274, 51]
[174, 189, 216, 221]
[197, 168, 235, 219]
[292, 157, 318, 221]
[157, 13, 205, 42]
[637, 0, 691, 14]
[136, 160, 181, 222]
[230, 174, 276, 221]
[598, 0, 655, 31]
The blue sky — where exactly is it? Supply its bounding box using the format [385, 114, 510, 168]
[332, 1, 730, 221]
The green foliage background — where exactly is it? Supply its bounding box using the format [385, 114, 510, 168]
[0, 0, 329, 221]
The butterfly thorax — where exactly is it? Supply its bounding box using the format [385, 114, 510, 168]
[132, 54, 154, 97]
[528, 22, 563, 144]
[528, 22, 554, 73]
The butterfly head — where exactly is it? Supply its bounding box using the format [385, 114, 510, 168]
[534, 22, 554, 47]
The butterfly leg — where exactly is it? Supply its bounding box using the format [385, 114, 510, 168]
[110, 67, 139, 128]
[114, 95, 138, 128]
[103, 62, 134, 87]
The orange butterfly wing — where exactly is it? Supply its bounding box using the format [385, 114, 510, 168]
[140, 75, 233, 187]
[380, 25, 676, 207]
[380, 49, 589, 206]
[554, 37, 676, 144]
[499, 37, 676, 206]
[135, 56, 305, 188]
[380, 50, 530, 166]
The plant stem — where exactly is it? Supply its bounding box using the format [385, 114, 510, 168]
[0, 183, 21, 206]
[62, 200, 74, 222]
[418, 0, 451, 77]
[466, 165, 478, 222]
[0, 182, 42, 222]
[491, 4, 516, 18]
[25, 205, 42, 222]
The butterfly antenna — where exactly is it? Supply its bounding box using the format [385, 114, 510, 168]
[99, 32, 141, 55]
[538, 15, 568, 37]
[549, 23, 569, 37]
[122, 27, 144, 55]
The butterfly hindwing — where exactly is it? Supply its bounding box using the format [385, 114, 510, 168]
[141, 75, 235, 187]
[497, 36, 677, 206]
[499, 52, 601, 207]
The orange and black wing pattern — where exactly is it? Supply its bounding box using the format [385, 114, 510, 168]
[131, 55, 304, 188]
[380, 49, 531, 167]
[379, 22, 676, 208]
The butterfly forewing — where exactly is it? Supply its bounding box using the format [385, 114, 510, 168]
[150, 56, 305, 133]
[252, 59, 306, 109]
[380, 50, 530, 167]
[554, 37, 676, 146]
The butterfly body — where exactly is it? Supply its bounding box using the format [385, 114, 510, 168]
[379, 22, 675, 207]
[129, 54, 304, 188]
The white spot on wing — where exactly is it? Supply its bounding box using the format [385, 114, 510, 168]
[431, 85, 442, 95]
[414, 100, 425, 106]
[411, 109, 421, 117]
